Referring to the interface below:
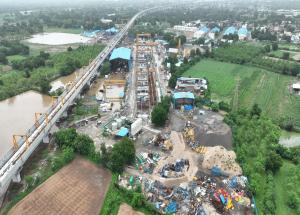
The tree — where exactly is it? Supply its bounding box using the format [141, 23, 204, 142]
[0, 52, 8, 64]
[54, 128, 78, 148]
[211, 103, 219, 112]
[272, 43, 278, 51]
[264, 45, 271, 53]
[282, 52, 290, 60]
[250, 104, 262, 118]
[109, 138, 136, 173]
[40, 78, 51, 94]
[67, 47, 73, 52]
[151, 105, 168, 126]
[196, 48, 201, 56]
[73, 134, 95, 156]
[265, 150, 283, 173]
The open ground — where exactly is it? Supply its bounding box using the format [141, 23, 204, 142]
[8, 158, 111, 215]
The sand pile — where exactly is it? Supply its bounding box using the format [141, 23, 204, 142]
[202, 146, 242, 176]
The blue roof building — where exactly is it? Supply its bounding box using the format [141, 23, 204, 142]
[224, 26, 237, 35]
[172, 92, 195, 109]
[109, 47, 132, 72]
[211, 27, 221, 33]
[105, 27, 118, 34]
[82, 30, 101, 38]
[109, 47, 131, 61]
[200, 26, 210, 33]
[238, 27, 248, 37]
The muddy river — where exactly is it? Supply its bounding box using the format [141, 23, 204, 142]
[0, 71, 86, 158]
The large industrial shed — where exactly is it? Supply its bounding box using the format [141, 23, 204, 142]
[172, 92, 195, 109]
[109, 47, 132, 72]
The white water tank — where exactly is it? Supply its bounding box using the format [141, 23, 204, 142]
[116, 118, 122, 128]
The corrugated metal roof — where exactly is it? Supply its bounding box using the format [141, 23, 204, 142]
[109, 47, 131, 61]
[200, 26, 210, 33]
[211, 27, 220, 33]
[238, 27, 248, 36]
[105, 27, 118, 33]
[224, 26, 237, 35]
[173, 92, 195, 100]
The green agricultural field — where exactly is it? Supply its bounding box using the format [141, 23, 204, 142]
[183, 59, 300, 125]
[274, 161, 300, 215]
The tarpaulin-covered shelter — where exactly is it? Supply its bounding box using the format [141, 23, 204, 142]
[172, 92, 195, 109]
[109, 47, 132, 72]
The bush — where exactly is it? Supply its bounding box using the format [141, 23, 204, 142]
[218, 101, 231, 112]
[211, 103, 219, 112]
[73, 134, 95, 156]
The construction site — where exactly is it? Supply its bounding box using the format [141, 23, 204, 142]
[119, 108, 253, 215]
[135, 33, 158, 113]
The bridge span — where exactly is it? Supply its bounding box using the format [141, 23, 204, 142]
[0, 6, 167, 200]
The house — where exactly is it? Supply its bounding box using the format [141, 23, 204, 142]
[176, 77, 207, 92]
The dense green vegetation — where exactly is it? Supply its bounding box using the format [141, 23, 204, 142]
[183, 59, 300, 128]
[100, 175, 159, 215]
[151, 96, 171, 127]
[100, 138, 136, 173]
[224, 107, 300, 215]
[212, 43, 300, 76]
[213, 43, 265, 64]
[53, 128, 100, 162]
[0, 40, 29, 64]
[0, 44, 104, 100]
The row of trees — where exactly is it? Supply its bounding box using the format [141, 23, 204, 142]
[224, 104, 300, 214]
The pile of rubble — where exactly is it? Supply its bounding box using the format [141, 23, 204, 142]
[136, 152, 161, 174]
[183, 125, 207, 154]
[159, 159, 190, 178]
[140, 170, 252, 214]
[144, 133, 173, 151]
[202, 146, 242, 177]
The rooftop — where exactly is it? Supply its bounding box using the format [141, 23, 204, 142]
[238, 27, 248, 36]
[224, 26, 237, 35]
[173, 92, 195, 100]
[109, 47, 131, 61]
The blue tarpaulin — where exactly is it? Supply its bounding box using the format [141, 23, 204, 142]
[165, 201, 177, 213]
[116, 127, 129, 137]
[184, 105, 193, 111]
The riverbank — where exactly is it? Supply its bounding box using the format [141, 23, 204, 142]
[0, 44, 104, 101]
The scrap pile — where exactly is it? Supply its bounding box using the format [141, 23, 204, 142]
[145, 133, 173, 151]
[136, 152, 161, 174]
[159, 159, 190, 178]
[117, 171, 252, 214]
[183, 125, 207, 154]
